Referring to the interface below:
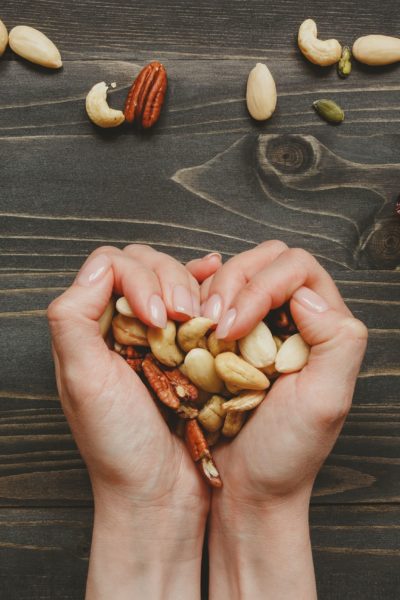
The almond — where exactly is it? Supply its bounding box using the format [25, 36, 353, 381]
[9, 25, 62, 69]
[275, 333, 310, 373]
[0, 19, 8, 56]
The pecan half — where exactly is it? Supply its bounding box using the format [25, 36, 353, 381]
[184, 420, 222, 488]
[164, 368, 199, 403]
[126, 357, 143, 374]
[124, 61, 167, 128]
[142, 354, 180, 409]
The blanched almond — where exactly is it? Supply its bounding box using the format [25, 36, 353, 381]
[239, 321, 277, 368]
[275, 333, 310, 373]
[0, 19, 8, 56]
[9, 25, 62, 68]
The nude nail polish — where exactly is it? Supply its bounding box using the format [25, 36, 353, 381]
[148, 294, 167, 328]
[202, 294, 223, 323]
[173, 285, 194, 316]
[75, 254, 111, 287]
[216, 308, 237, 339]
[292, 287, 329, 313]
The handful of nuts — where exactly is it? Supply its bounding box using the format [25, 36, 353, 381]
[102, 299, 310, 488]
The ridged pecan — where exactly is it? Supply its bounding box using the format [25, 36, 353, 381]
[142, 354, 180, 409]
[164, 368, 199, 403]
[124, 61, 167, 128]
[184, 420, 222, 488]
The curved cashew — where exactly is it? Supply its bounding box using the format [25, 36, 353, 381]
[184, 348, 224, 393]
[207, 331, 237, 357]
[116, 296, 135, 318]
[198, 395, 227, 432]
[222, 390, 266, 413]
[0, 20, 8, 56]
[298, 19, 342, 66]
[275, 333, 310, 373]
[112, 314, 149, 346]
[222, 411, 246, 438]
[353, 35, 400, 65]
[98, 298, 115, 339]
[238, 322, 277, 368]
[215, 352, 270, 391]
[86, 81, 125, 128]
[177, 317, 214, 352]
[148, 320, 184, 367]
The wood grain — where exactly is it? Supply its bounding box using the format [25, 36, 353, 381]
[0, 0, 399, 596]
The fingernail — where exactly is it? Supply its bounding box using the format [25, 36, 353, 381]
[202, 294, 223, 323]
[75, 254, 111, 287]
[192, 294, 201, 317]
[293, 286, 329, 313]
[173, 285, 194, 316]
[149, 294, 168, 328]
[204, 252, 222, 261]
[216, 308, 237, 339]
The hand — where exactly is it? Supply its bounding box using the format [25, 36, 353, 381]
[201, 241, 368, 599]
[48, 244, 221, 600]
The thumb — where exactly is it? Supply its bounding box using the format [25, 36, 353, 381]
[48, 253, 114, 373]
[290, 286, 368, 422]
[186, 252, 222, 282]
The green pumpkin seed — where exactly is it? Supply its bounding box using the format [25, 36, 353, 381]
[313, 99, 344, 124]
[338, 46, 352, 78]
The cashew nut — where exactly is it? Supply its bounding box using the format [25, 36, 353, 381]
[222, 411, 246, 438]
[223, 390, 266, 413]
[184, 348, 224, 393]
[238, 321, 277, 368]
[246, 62, 277, 121]
[86, 81, 125, 128]
[98, 298, 115, 339]
[207, 331, 237, 357]
[352, 35, 400, 65]
[177, 317, 214, 352]
[147, 320, 184, 367]
[0, 19, 8, 56]
[198, 395, 227, 432]
[275, 333, 310, 373]
[116, 296, 135, 318]
[215, 352, 270, 391]
[298, 19, 342, 66]
[112, 314, 149, 346]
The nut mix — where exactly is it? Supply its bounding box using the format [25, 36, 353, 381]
[105, 297, 310, 488]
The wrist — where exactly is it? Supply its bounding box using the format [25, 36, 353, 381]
[209, 492, 316, 600]
[86, 489, 207, 600]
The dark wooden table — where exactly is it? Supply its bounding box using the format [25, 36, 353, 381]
[0, 1, 399, 598]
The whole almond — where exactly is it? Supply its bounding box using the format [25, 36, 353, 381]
[238, 321, 277, 368]
[246, 62, 277, 121]
[353, 34, 400, 65]
[9, 25, 62, 69]
[275, 333, 310, 373]
[0, 19, 8, 56]
[116, 296, 135, 318]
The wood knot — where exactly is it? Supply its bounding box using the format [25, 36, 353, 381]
[365, 217, 400, 269]
[262, 135, 314, 174]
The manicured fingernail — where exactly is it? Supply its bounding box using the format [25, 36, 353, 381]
[173, 285, 194, 316]
[192, 294, 201, 317]
[204, 252, 222, 261]
[202, 294, 223, 322]
[149, 294, 167, 328]
[216, 308, 237, 338]
[75, 254, 111, 287]
[293, 286, 329, 313]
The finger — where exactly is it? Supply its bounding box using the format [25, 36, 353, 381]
[291, 287, 368, 424]
[185, 252, 222, 283]
[123, 244, 198, 321]
[216, 248, 350, 339]
[201, 240, 288, 323]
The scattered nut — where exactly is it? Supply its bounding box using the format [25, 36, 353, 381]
[313, 99, 344, 124]
[177, 317, 214, 352]
[338, 46, 352, 78]
[9, 25, 62, 68]
[352, 34, 400, 65]
[238, 321, 277, 368]
[112, 314, 149, 346]
[124, 61, 168, 128]
[184, 348, 224, 394]
[98, 298, 115, 339]
[298, 19, 342, 66]
[198, 395, 227, 432]
[223, 390, 266, 413]
[116, 296, 135, 318]
[207, 331, 237, 357]
[246, 62, 277, 121]
[215, 352, 270, 391]
[273, 336, 283, 351]
[275, 333, 310, 373]
[0, 19, 8, 56]
[148, 320, 184, 367]
[86, 81, 125, 128]
[222, 411, 246, 438]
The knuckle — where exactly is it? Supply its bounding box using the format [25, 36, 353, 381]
[258, 239, 288, 254]
[123, 243, 154, 254]
[245, 278, 267, 299]
[47, 295, 70, 324]
[287, 247, 314, 266]
[92, 245, 119, 256]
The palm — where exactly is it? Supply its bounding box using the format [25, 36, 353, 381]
[214, 367, 332, 502]
[62, 349, 209, 505]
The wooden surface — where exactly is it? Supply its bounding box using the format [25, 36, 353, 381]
[0, 0, 399, 597]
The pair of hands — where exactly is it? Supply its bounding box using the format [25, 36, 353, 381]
[48, 241, 367, 599]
